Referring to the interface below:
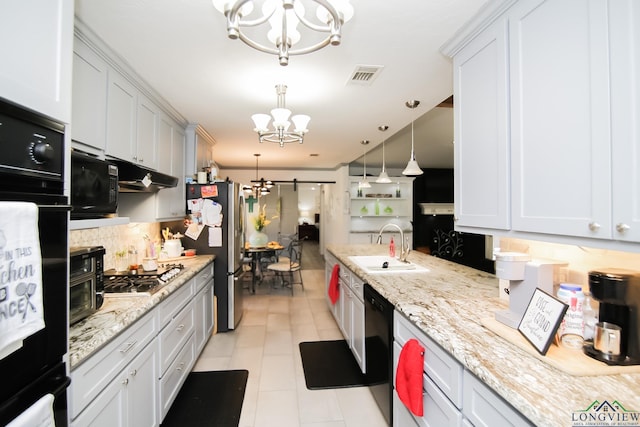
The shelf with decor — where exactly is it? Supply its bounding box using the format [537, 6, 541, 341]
[348, 177, 414, 244]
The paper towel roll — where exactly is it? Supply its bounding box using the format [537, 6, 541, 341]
[197, 171, 207, 184]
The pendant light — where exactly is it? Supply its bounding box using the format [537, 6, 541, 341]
[402, 100, 423, 176]
[359, 140, 371, 189]
[376, 125, 392, 183]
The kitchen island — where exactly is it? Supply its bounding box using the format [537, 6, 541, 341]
[327, 245, 640, 427]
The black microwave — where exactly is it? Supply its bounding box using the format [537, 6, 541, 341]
[70, 151, 118, 219]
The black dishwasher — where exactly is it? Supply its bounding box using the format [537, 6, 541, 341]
[364, 283, 394, 425]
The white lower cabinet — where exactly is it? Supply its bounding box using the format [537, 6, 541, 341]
[463, 370, 532, 427]
[159, 334, 195, 420]
[70, 316, 159, 427]
[70, 261, 215, 426]
[393, 311, 533, 427]
[194, 262, 214, 354]
[325, 255, 366, 373]
[71, 342, 159, 427]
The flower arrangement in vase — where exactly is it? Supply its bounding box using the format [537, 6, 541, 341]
[249, 204, 276, 248]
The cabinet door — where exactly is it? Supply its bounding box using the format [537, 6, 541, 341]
[453, 16, 510, 230]
[194, 280, 214, 354]
[351, 296, 365, 372]
[71, 373, 127, 427]
[610, 0, 640, 242]
[341, 285, 353, 340]
[127, 340, 158, 427]
[509, 0, 611, 238]
[72, 37, 108, 150]
[136, 93, 158, 169]
[106, 72, 137, 162]
[156, 120, 185, 220]
[157, 115, 173, 174]
[0, 0, 73, 123]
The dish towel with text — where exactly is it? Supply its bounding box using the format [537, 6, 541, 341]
[328, 263, 340, 304]
[0, 202, 45, 359]
[396, 338, 425, 416]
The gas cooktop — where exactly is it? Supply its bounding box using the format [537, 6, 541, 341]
[103, 263, 185, 296]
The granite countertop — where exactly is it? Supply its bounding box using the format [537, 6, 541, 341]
[68, 255, 214, 370]
[327, 244, 640, 427]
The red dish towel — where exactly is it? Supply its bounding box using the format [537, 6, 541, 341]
[396, 338, 425, 417]
[328, 264, 340, 304]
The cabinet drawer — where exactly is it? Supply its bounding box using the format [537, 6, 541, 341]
[158, 279, 194, 328]
[350, 274, 365, 301]
[463, 370, 533, 427]
[394, 313, 463, 408]
[194, 262, 213, 291]
[159, 301, 195, 375]
[159, 335, 195, 421]
[69, 312, 157, 419]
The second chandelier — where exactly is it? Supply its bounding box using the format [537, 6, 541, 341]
[252, 84, 310, 148]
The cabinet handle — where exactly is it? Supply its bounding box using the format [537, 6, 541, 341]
[130, 369, 137, 377]
[176, 324, 185, 332]
[616, 223, 631, 233]
[132, 156, 137, 162]
[119, 340, 137, 354]
[122, 378, 129, 386]
[176, 362, 185, 372]
[588, 222, 601, 231]
[453, 216, 458, 222]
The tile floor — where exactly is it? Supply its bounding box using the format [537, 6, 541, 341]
[192, 268, 388, 427]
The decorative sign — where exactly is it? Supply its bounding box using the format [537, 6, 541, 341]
[518, 288, 568, 355]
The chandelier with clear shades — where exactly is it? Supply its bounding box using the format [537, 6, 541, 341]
[252, 84, 310, 147]
[212, 0, 354, 66]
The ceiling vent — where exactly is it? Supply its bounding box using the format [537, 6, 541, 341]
[347, 65, 384, 86]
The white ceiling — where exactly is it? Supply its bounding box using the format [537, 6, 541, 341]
[74, 0, 486, 170]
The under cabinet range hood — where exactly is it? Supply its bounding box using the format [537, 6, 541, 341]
[111, 159, 178, 192]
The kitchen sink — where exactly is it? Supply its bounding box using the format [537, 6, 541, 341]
[348, 256, 430, 274]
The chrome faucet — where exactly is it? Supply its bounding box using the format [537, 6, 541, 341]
[376, 223, 410, 262]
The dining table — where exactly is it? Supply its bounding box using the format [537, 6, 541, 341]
[244, 244, 284, 293]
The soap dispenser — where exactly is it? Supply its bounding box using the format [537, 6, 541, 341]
[389, 237, 396, 258]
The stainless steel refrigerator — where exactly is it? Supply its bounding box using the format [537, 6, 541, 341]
[163, 181, 244, 331]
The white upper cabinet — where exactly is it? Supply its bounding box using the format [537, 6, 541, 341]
[452, 16, 510, 230]
[72, 35, 108, 151]
[106, 72, 137, 161]
[610, 0, 640, 242]
[444, 0, 640, 247]
[509, 0, 611, 239]
[0, 0, 73, 123]
[135, 93, 159, 169]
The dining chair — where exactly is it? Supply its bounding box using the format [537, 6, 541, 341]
[266, 238, 304, 295]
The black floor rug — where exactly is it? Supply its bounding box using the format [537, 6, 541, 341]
[299, 339, 387, 390]
[161, 370, 248, 427]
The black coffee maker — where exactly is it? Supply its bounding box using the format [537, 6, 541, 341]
[584, 268, 640, 365]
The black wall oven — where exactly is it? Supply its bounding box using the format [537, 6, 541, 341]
[0, 100, 71, 426]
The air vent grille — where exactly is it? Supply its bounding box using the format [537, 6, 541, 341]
[347, 65, 384, 86]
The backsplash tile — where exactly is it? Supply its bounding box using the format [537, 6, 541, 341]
[70, 222, 161, 270]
